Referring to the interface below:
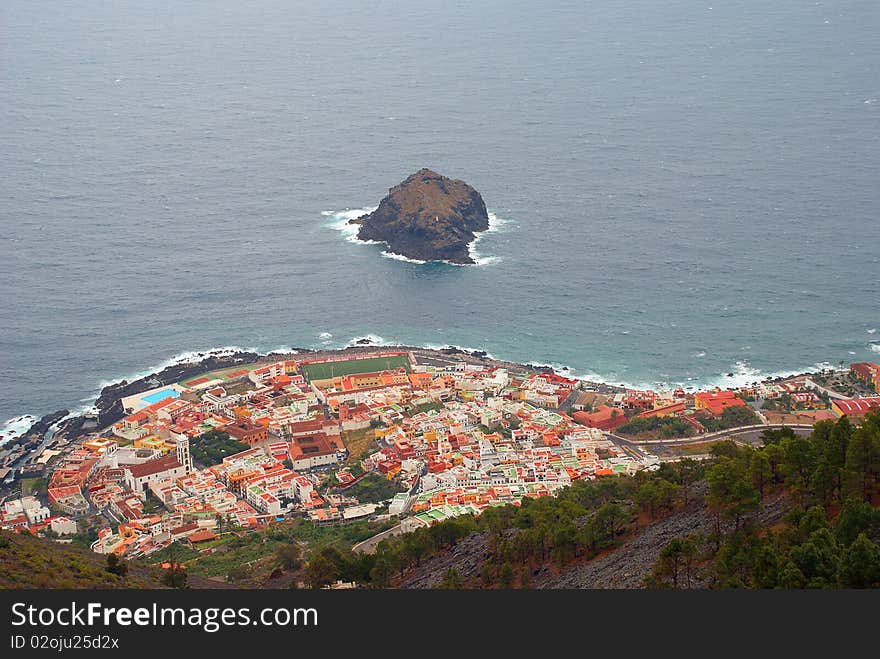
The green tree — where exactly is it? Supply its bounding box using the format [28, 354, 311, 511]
[499, 562, 515, 589]
[401, 531, 431, 567]
[777, 561, 806, 589]
[844, 425, 880, 502]
[749, 451, 773, 503]
[306, 552, 338, 589]
[751, 538, 782, 588]
[276, 543, 303, 570]
[105, 553, 127, 577]
[161, 565, 187, 589]
[809, 458, 836, 507]
[369, 552, 397, 588]
[707, 459, 760, 531]
[763, 443, 786, 483]
[837, 533, 880, 588]
[550, 521, 577, 566]
[439, 568, 463, 589]
[788, 528, 840, 588]
[780, 435, 816, 505]
[835, 498, 880, 546]
[591, 504, 631, 547]
[676, 459, 702, 507]
[636, 481, 660, 520]
[226, 564, 251, 583]
[655, 537, 694, 589]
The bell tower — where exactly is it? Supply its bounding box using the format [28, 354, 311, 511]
[176, 436, 193, 474]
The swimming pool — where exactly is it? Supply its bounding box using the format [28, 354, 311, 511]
[141, 388, 180, 405]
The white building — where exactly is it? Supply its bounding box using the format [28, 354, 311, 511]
[389, 492, 414, 516]
[49, 516, 78, 535]
[124, 454, 187, 497]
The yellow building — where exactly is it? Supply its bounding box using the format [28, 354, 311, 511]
[133, 435, 173, 454]
[82, 437, 118, 454]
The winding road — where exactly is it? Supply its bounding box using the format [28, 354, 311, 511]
[606, 423, 814, 447]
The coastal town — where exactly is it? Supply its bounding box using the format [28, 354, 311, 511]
[2, 347, 880, 574]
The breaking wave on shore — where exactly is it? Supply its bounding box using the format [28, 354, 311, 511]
[0, 414, 38, 444]
[344, 334, 388, 348]
[93, 345, 264, 392]
[323, 208, 508, 266]
[3, 337, 857, 446]
[322, 208, 379, 245]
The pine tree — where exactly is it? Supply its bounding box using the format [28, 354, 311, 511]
[837, 533, 880, 588]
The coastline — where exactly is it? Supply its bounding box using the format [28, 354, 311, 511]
[1, 341, 829, 457]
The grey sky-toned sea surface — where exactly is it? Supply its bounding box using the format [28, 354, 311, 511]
[1, 0, 879, 433]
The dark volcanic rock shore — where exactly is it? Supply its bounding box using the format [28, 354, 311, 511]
[349, 168, 490, 264]
[48, 351, 265, 441]
[11, 343, 621, 456]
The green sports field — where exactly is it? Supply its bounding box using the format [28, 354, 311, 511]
[300, 354, 411, 382]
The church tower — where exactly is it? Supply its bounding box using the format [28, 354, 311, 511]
[176, 436, 193, 474]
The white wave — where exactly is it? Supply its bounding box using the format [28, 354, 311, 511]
[380, 251, 428, 264]
[420, 343, 500, 361]
[267, 346, 298, 356]
[486, 212, 511, 233]
[323, 207, 380, 245]
[868, 328, 877, 334]
[321, 207, 376, 221]
[703, 360, 822, 390]
[466, 211, 508, 266]
[1, 414, 38, 443]
[865, 98, 877, 105]
[58, 344, 266, 421]
[318, 332, 333, 340]
[324, 207, 506, 266]
[95, 345, 260, 391]
[848, 351, 857, 355]
[693, 351, 707, 358]
[871, 343, 880, 354]
[345, 334, 389, 347]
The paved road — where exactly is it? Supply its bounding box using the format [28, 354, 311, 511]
[352, 524, 404, 555]
[557, 388, 582, 415]
[804, 377, 848, 400]
[606, 423, 814, 447]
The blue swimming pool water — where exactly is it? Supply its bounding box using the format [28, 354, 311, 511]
[141, 389, 180, 405]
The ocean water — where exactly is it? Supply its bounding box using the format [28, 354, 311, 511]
[2, 0, 879, 435]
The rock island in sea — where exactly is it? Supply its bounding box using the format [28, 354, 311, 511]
[348, 168, 490, 264]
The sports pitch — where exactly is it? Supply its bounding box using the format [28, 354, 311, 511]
[300, 354, 411, 381]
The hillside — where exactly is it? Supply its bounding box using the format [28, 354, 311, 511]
[298, 414, 880, 589]
[4, 414, 879, 590]
[0, 531, 164, 589]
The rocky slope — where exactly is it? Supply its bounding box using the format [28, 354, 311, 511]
[394, 484, 793, 589]
[350, 168, 489, 264]
[536, 487, 792, 589]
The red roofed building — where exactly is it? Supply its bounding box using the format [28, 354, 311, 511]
[124, 454, 186, 497]
[224, 418, 268, 445]
[831, 397, 880, 419]
[288, 433, 345, 471]
[573, 405, 628, 431]
[287, 417, 339, 438]
[637, 401, 686, 419]
[850, 362, 880, 391]
[694, 390, 748, 416]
